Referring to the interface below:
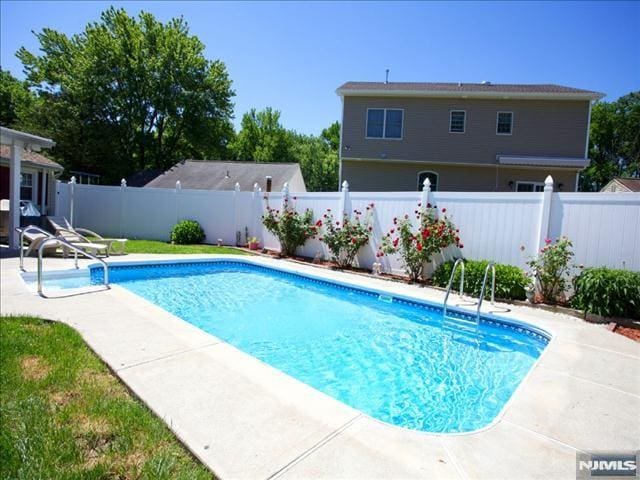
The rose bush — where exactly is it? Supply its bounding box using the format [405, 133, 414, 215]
[526, 236, 574, 304]
[378, 203, 461, 282]
[262, 196, 316, 256]
[319, 203, 374, 268]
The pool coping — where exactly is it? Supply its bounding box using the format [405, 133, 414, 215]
[3, 253, 640, 479]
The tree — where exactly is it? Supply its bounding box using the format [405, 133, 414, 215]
[292, 134, 339, 192]
[231, 108, 340, 191]
[231, 108, 293, 162]
[581, 92, 640, 190]
[0, 69, 36, 128]
[16, 7, 235, 183]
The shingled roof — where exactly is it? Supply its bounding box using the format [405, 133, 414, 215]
[337, 82, 604, 100]
[144, 160, 307, 192]
[0, 144, 63, 170]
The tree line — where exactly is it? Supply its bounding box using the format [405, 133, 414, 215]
[0, 8, 339, 191]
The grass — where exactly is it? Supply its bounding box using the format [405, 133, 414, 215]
[0, 315, 213, 479]
[122, 239, 249, 255]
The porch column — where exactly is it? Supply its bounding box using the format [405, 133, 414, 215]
[40, 169, 48, 215]
[9, 142, 23, 249]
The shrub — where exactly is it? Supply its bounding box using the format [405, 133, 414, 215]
[262, 196, 316, 256]
[571, 268, 640, 319]
[170, 220, 205, 245]
[526, 237, 574, 304]
[432, 259, 529, 301]
[319, 204, 374, 268]
[378, 203, 461, 281]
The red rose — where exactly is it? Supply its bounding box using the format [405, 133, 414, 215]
[351, 238, 357, 244]
[393, 238, 399, 247]
[416, 242, 423, 251]
[459, 244, 464, 249]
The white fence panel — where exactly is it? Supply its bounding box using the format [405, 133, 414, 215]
[121, 187, 178, 241]
[433, 192, 541, 268]
[549, 193, 640, 271]
[178, 189, 237, 244]
[73, 184, 122, 237]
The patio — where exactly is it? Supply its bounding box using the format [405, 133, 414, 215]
[1, 252, 638, 479]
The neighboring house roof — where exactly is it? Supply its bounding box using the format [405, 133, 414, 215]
[497, 155, 590, 169]
[336, 81, 604, 101]
[126, 169, 165, 187]
[600, 177, 640, 192]
[0, 144, 63, 171]
[144, 160, 307, 192]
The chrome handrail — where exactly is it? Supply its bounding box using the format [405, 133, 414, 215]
[37, 237, 109, 297]
[443, 258, 465, 318]
[476, 261, 510, 321]
[18, 225, 54, 271]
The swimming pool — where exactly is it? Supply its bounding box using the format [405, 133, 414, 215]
[50, 259, 550, 433]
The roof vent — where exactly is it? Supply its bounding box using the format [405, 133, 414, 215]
[481, 80, 491, 85]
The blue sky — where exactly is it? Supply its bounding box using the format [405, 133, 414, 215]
[1, 1, 638, 135]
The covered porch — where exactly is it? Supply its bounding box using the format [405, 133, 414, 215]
[0, 127, 56, 249]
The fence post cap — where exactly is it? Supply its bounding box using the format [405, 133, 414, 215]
[175, 180, 181, 190]
[120, 178, 127, 187]
[282, 182, 289, 193]
[70, 176, 76, 184]
[253, 182, 260, 192]
[341, 180, 349, 191]
[544, 175, 554, 190]
[423, 177, 431, 189]
[235, 182, 241, 192]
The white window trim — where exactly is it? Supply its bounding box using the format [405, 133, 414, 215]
[417, 170, 439, 191]
[365, 108, 404, 140]
[449, 110, 466, 134]
[20, 171, 38, 202]
[515, 181, 544, 192]
[496, 111, 514, 136]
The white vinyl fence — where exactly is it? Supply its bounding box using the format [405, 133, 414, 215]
[55, 176, 640, 274]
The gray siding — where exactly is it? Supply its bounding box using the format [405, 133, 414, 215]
[342, 160, 578, 192]
[341, 96, 589, 165]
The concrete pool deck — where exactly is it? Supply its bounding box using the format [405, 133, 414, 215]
[1, 253, 639, 479]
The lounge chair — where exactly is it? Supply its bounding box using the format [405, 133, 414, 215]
[16, 226, 60, 257]
[47, 216, 126, 256]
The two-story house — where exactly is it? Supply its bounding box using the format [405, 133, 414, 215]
[337, 82, 604, 192]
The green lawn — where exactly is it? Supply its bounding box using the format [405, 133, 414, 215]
[0, 316, 213, 479]
[123, 239, 249, 255]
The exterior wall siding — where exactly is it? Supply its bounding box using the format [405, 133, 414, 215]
[341, 96, 589, 165]
[342, 160, 578, 192]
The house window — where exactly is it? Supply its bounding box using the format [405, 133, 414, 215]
[516, 181, 544, 192]
[366, 108, 403, 139]
[497, 112, 513, 135]
[417, 171, 438, 191]
[20, 173, 34, 200]
[449, 111, 466, 133]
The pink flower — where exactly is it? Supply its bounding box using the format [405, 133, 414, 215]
[393, 238, 399, 247]
[442, 208, 447, 213]
[545, 238, 552, 245]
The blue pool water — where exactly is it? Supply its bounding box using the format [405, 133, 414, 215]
[83, 261, 547, 433]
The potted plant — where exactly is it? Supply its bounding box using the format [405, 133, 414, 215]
[247, 236, 260, 250]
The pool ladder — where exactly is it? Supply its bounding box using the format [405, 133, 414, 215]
[443, 260, 510, 326]
[17, 225, 109, 297]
